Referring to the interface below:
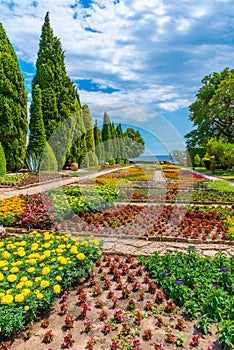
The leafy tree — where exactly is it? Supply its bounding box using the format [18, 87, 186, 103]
[32, 12, 83, 168]
[186, 68, 234, 147]
[27, 85, 46, 157]
[102, 112, 113, 162]
[206, 138, 234, 170]
[124, 128, 145, 159]
[0, 22, 28, 171]
[0, 141, 6, 176]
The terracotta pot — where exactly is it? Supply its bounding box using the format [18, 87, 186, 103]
[70, 162, 78, 171]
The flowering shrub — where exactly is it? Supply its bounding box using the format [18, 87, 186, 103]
[0, 196, 25, 226]
[0, 231, 101, 338]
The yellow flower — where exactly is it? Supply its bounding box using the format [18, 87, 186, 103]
[53, 284, 61, 294]
[22, 289, 30, 297]
[35, 276, 42, 282]
[19, 240, 26, 246]
[6, 289, 12, 295]
[17, 250, 25, 257]
[10, 267, 19, 273]
[20, 276, 28, 282]
[24, 305, 30, 311]
[7, 243, 16, 250]
[70, 245, 78, 254]
[2, 251, 11, 259]
[16, 282, 24, 289]
[55, 276, 62, 281]
[15, 260, 23, 266]
[40, 280, 50, 289]
[36, 292, 43, 299]
[1, 295, 13, 304]
[24, 280, 33, 287]
[0, 260, 7, 268]
[0, 292, 4, 298]
[58, 256, 67, 265]
[7, 274, 17, 283]
[15, 294, 25, 303]
[27, 267, 35, 273]
[0, 242, 4, 247]
[0, 273, 4, 281]
[58, 267, 63, 271]
[31, 243, 39, 251]
[42, 267, 50, 275]
[43, 243, 51, 249]
[51, 258, 56, 262]
[77, 253, 85, 261]
[3, 267, 8, 271]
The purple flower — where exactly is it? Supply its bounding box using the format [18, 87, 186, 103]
[219, 268, 228, 272]
[161, 270, 168, 277]
[175, 280, 185, 285]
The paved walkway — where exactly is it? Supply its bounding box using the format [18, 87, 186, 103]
[0, 166, 133, 200]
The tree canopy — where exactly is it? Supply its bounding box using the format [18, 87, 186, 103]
[186, 68, 234, 148]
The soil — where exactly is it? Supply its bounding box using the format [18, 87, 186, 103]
[10, 254, 221, 350]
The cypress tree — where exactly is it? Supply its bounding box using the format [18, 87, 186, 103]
[0, 22, 28, 171]
[27, 85, 46, 156]
[0, 141, 6, 176]
[102, 112, 113, 162]
[32, 12, 83, 168]
[93, 120, 104, 163]
[82, 105, 98, 166]
[116, 123, 127, 162]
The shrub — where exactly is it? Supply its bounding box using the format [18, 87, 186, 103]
[0, 141, 6, 176]
[40, 142, 58, 172]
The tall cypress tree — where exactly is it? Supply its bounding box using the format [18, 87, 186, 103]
[32, 12, 83, 168]
[93, 120, 104, 163]
[116, 123, 127, 162]
[0, 22, 28, 171]
[102, 112, 113, 162]
[82, 105, 98, 166]
[27, 85, 46, 156]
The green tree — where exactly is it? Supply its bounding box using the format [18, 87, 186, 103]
[116, 123, 127, 163]
[32, 12, 82, 169]
[206, 138, 234, 170]
[82, 105, 98, 166]
[124, 128, 145, 159]
[0, 22, 28, 171]
[93, 120, 104, 163]
[102, 112, 113, 162]
[0, 141, 6, 176]
[186, 68, 234, 147]
[194, 154, 201, 168]
[27, 86, 46, 157]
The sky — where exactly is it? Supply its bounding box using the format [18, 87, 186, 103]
[1, 0, 234, 155]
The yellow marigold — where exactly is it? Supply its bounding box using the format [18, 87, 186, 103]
[55, 276, 62, 281]
[70, 245, 78, 254]
[7, 243, 16, 250]
[39, 263, 45, 267]
[15, 261, 23, 266]
[77, 253, 85, 261]
[35, 276, 42, 282]
[36, 292, 43, 299]
[15, 294, 25, 303]
[20, 276, 28, 282]
[0, 260, 7, 268]
[43, 243, 51, 249]
[51, 258, 56, 262]
[33, 289, 40, 294]
[31, 243, 38, 251]
[43, 250, 51, 258]
[27, 267, 35, 273]
[1, 295, 13, 304]
[42, 267, 50, 275]
[7, 274, 17, 283]
[16, 282, 24, 289]
[0, 292, 4, 298]
[58, 267, 63, 271]
[6, 289, 12, 295]
[10, 267, 19, 273]
[0, 242, 4, 247]
[0, 273, 4, 281]
[3, 267, 8, 271]
[17, 250, 25, 257]
[25, 280, 33, 287]
[57, 256, 67, 265]
[40, 280, 50, 289]
[22, 289, 30, 297]
[19, 240, 26, 246]
[24, 305, 30, 311]
[2, 251, 11, 259]
[53, 284, 61, 294]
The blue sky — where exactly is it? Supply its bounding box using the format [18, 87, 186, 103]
[1, 0, 234, 155]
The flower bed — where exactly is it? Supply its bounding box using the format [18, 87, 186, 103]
[0, 231, 101, 338]
[142, 249, 233, 349]
[8, 253, 225, 350]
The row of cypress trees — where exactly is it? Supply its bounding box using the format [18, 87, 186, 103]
[0, 12, 144, 172]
